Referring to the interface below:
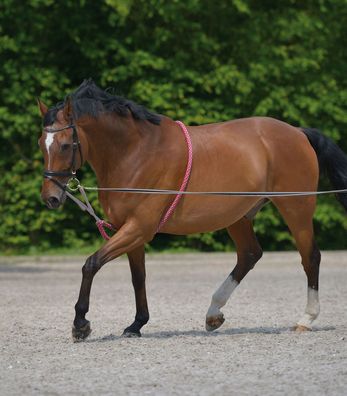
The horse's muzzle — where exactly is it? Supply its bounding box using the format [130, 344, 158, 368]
[42, 191, 66, 209]
[46, 196, 61, 209]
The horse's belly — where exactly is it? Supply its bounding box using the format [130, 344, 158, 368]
[161, 196, 260, 234]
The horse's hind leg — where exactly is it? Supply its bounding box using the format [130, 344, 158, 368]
[273, 197, 321, 331]
[206, 217, 263, 331]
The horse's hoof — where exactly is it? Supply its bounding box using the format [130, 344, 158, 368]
[205, 313, 225, 332]
[72, 321, 92, 342]
[122, 329, 141, 338]
[294, 324, 312, 332]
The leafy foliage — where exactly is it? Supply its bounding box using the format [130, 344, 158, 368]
[1, 0, 347, 253]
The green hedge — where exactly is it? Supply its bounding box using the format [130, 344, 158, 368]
[1, 0, 347, 254]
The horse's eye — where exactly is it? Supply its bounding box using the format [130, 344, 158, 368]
[61, 143, 71, 152]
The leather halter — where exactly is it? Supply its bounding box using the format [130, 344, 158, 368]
[43, 124, 83, 189]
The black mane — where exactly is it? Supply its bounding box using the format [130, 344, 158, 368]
[43, 79, 161, 126]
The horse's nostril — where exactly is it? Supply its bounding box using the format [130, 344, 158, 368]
[47, 196, 61, 209]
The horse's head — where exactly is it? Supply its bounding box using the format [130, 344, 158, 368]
[38, 99, 85, 209]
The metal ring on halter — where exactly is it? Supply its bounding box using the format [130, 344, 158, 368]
[67, 177, 80, 192]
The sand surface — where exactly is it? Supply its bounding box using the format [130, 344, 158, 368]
[0, 252, 346, 395]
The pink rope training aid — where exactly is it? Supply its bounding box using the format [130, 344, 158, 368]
[157, 120, 193, 232]
[96, 219, 115, 240]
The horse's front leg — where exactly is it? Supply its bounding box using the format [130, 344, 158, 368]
[122, 245, 149, 337]
[72, 221, 146, 342]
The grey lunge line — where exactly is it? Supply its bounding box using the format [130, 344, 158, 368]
[63, 184, 346, 239]
[79, 185, 347, 197]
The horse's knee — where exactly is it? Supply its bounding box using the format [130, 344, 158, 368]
[241, 247, 263, 270]
[82, 253, 100, 277]
[232, 248, 262, 282]
[249, 247, 263, 268]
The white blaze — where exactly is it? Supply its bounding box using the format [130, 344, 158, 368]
[45, 133, 55, 169]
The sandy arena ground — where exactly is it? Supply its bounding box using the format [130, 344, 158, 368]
[0, 252, 346, 395]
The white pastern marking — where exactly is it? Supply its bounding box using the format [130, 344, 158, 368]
[297, 287, 320, 328]
[206, 275, 239, 318]
[45, 133, 55, 169]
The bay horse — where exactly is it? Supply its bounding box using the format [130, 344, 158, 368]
[38, 80, 347, 341]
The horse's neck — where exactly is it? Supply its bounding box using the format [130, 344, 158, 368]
[83, 118, 163, 188]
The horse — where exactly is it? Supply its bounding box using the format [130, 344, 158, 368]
[38, 79, 347, 341]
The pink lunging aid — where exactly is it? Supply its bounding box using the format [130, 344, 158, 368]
[156, 120, 193, 232]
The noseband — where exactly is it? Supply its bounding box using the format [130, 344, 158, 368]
[43, 124, 83, 190]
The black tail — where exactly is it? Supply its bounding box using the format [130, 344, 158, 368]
[301, 127, 347, 211]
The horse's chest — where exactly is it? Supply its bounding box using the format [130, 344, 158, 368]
[101, 198, 128, 229]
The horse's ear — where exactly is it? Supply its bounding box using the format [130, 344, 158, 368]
[37, 98, 48, 117]
[63, 97, 73, 122]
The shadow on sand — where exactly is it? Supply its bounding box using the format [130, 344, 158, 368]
[85, 325, 336, 343]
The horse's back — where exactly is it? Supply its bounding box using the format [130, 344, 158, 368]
[190, 116, 318, 191]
